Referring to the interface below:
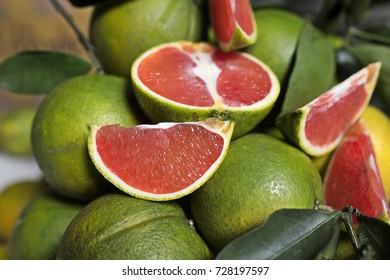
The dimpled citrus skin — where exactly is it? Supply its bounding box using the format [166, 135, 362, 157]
[57, 193, 211, 260]
[7, 191, 85, 260]
[31, 75, 147, 201]
[190, 133, 322, 251]
[89, 0, 205, 77]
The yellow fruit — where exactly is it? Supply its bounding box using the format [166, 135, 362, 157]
[0, 180, 46, 242]
[89, 0, 205, 77]
[57, 193, 211, 260]
[31, 74, 147, 201]
[361, 105, 390, 201]
[0, 107, 35, 156]
[190, 133, 322, 251]
[7, 191, 85, 260]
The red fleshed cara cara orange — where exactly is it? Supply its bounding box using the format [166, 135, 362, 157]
[209, 0, 257, 51]
[131, 41, 280, 139]
[324, 120, 390, 224]
[88, 118, 234, 201]
[277, 63, 381, 156]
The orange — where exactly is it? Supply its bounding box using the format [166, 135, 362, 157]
[57, 192, 211, 260]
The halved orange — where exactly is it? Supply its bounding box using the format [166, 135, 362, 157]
[131, 41, 280, 139]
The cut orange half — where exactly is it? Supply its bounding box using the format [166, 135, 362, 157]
[276, 62, 381, 157]
[209, 0, 257, 51]
[324, 120, 390, 224]
[131, 41, 280, 139]
[88, 118, 234, 201]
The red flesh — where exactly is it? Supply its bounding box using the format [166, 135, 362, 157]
[305, 84, 367, 147]
[324, 121, 390, 222]
[137, 45, 272, 107]
[95, 124, 224, 194]
[210, 0, 255, 44]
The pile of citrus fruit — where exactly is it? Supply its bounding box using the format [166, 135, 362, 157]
[1, 0, 389, 260]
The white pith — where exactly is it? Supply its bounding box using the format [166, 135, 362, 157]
[298, 63, 381, 156]
[88, 120, 234, 201]
[131, 42, 279, 112]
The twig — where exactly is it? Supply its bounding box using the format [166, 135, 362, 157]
[50, 0, 104, 74]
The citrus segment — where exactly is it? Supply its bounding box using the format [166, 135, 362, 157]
[88, 118, 234, 201]
[324, 120, 390, 224]
[209, 0, 257, 51]
[132, 41, 280, 138]
[277, 62, 381, 156]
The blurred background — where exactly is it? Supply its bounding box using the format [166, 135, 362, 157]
[0, 0, 92, 191]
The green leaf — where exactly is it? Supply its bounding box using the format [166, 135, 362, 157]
[348, 43, 390, 108]
[349, 27, 390, 45]
[216, 209, 341, 260]
[357, 214, 390, 260]
[278, 21, 336, 118]
[0, 51, 91, 94]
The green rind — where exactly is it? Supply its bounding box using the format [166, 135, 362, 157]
[276, 108, 343, 157]
[57, 193, 211, 260]
[219, 20, 257, 52]
[276, 109, 307, 151]
[132, 86, 275, 139]
[87, 121, 234, 201]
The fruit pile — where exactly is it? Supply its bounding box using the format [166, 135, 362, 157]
[0, 0, 390, 260]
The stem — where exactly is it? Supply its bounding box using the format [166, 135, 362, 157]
[50, 0, 104, 74]
[341, 206, 361, 254]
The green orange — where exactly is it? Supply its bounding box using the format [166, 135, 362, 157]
[0, 180, 46, 242]
[31, 74, 147, 201]
[7, 191, 85, 260]
[190, 133, 322, 251]
[57, 193, 211, 260]
[89, 0, 205, 77]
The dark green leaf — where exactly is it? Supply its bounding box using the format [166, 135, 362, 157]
[348, 43, 390, 108]
[357, 214, 390, 260]
[348, 0, 371, 24]
[278, 22, 336, 118]
[216, 209, 341, 260]
[349, 27, 390, 45]
[0, 51, 91, 94]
